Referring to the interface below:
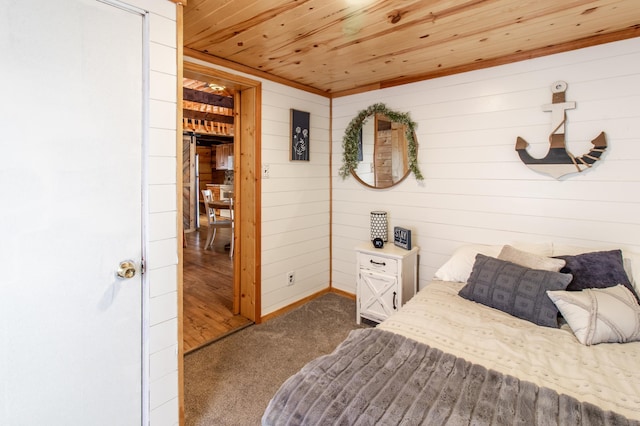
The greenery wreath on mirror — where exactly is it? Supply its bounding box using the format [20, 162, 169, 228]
[339, 103, 423, 181]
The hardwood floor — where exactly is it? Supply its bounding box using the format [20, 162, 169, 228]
[183, 217, 252, 353]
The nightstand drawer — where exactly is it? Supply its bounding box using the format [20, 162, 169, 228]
[358, 252, 398, 275]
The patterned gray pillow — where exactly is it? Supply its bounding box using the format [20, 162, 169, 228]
[459, 254, 573, 328]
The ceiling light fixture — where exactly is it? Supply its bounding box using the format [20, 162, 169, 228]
[208, 83, 226, 92]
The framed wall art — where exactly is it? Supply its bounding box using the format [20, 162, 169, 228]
[291, 109, 310, 161]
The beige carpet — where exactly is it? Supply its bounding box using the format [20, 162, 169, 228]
[184, 292, 369, 426]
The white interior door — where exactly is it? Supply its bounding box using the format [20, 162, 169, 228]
[0, 1, 145, 424]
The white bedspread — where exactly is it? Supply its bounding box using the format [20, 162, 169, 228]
[378, 280, 640, 421]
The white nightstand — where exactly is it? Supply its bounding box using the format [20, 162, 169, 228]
[356, 242, 419, 324]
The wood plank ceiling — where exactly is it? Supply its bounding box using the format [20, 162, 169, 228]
[183, 0, 640, 97]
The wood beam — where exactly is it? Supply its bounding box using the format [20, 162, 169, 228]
[183, 87, 234, 107]
[181, 109, 235, 123]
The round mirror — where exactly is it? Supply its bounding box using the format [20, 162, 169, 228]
[353, 113, 411, 188]
[340, 104, 423, 188]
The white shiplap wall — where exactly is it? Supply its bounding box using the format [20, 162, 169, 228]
[260, 84, 332, 315]
[0, 0, 179, 424]
[141, 1, 179, 425]
[332, 37, 640, 294]
[183, 57, 332, 316]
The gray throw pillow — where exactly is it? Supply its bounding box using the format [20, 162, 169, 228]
[459, 254, 573, 328]
[555, 249, 639, 303]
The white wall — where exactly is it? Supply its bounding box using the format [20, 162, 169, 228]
[260, 83, 331, 315]
[183, 58, 332, 316]
[0, 0, 179, 425]
[332, 37, 640, 294]
[145, 1, 180, 425]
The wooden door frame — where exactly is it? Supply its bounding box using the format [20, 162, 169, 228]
[180, 61, 261, 323]
[176, 57, 262, 425]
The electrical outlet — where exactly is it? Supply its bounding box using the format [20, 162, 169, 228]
[262, 163, 270, 178]
[286, 271, 295, 286]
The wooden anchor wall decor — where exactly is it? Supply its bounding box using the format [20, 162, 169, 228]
[515, 81, 607, 179]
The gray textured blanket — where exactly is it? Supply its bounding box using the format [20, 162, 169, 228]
[263, 328, 639, 425]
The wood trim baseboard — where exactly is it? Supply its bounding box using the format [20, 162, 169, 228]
[260, 289, 331, 322]
[330, 287, 355, 301]
[260, 287, 356, 323]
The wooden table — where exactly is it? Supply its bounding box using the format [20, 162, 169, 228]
[209, 199, 231, 210]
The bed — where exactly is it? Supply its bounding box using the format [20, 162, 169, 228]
[263, 243, 640, 425]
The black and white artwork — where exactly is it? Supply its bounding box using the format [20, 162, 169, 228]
[291, 109, 310, 161]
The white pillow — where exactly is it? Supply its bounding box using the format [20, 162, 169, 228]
[498, 245, 565, 272]
[434, 244, 501, 283]
[547, 285, 640, 345]
[434, 242, 553, 283]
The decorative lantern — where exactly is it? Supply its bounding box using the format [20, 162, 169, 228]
[370, 211, 388, 242]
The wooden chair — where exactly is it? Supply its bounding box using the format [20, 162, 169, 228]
[228, 197, 235, 258]
[218, 190, 235, 258]
[201, 189, 232, 252]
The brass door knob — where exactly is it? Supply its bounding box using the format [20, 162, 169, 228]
[117, 260, 136, 279]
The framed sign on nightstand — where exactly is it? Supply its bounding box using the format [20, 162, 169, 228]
[393, 227, 411, 250]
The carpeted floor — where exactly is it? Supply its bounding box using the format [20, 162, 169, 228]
[184, 292, 369, 426]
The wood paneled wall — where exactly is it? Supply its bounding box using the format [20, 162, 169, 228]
[332, 37, 640, 294]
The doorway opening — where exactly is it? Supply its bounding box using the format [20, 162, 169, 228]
[181, 62, 261, 352]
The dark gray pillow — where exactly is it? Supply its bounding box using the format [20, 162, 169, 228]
[555, 249, 639, 303]
[459, 254, 573, 328]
